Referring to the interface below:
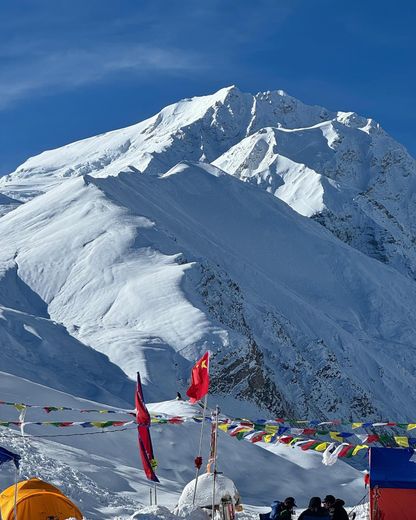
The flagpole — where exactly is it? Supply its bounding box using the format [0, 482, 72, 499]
[211, 405, 219, 519]
[192, 394, 208, 505]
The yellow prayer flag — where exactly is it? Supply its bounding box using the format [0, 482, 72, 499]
[265, 425, 278, 434]
[394, 436, 409, 448]
[407, 424, 416, 431]
[315, 442, 329, 452]
[329, 432, 343, 442]
[352, 445, 368, 456]
[352, 422, 363, 429]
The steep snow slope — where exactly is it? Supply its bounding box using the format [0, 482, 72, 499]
[0, 373, 364, 519]
[2, 163, 416, 420]
[214, 127, 331, 217]
[0, 260, 133, 405]
[213, 119, 416, 279]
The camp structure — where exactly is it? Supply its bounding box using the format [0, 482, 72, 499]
[0, 477, 83, 520]
[370, 447, 416, 520]
[178, 473, 240, 520]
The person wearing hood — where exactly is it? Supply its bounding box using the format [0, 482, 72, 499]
[298, 497, 330, 519]
[330, 499, 348, 520]
[323, 495, 348, 520]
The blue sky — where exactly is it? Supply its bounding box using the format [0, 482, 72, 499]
[0, 0, 415, 174]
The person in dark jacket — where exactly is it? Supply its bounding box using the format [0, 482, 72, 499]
[298, 497, 330, 519]
[323, 495, 335, 512]
[268, 497, 296, 520]
[330, 499, 349, 520]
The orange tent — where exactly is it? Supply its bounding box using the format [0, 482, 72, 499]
[0, 477, 83, 520]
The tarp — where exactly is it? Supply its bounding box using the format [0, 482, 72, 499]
[370, 447, 416, 489]
[0, 478, 83, 520]
[0, 446, 20, 468]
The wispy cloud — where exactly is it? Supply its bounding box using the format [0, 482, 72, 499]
[0, 0, 298, 110]
[0, 41, 205, 110]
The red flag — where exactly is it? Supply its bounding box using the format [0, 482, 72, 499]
[186, 352, 210, 404]
[135, 372, 159, 482]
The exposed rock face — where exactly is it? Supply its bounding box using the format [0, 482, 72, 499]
[197, 262, 378, 418]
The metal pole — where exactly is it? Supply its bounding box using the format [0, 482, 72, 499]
[150, 486, 153, 506]
[154, 483, 158, 505]
[193, 394, 208, 505]
[211, 406, 219, 519]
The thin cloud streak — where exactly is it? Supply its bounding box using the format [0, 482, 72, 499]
[0, 42, 207, 110]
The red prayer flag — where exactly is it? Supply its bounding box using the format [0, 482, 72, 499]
[301, 440, 320, 451]
[186, 352, 210, 404]
[135, 372, 159, 482]
[338, 445, 353, 458]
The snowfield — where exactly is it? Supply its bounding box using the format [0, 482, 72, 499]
[0, 374, 365, 519]
[1, 85, 413, 519]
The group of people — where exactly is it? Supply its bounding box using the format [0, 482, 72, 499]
[268, 495, 349, 520]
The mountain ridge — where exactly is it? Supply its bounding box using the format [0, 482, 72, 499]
[2, 85, 415, 283]
[2, 160, 416, 420]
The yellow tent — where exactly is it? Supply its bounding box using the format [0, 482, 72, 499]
[0, 477, 83, 520]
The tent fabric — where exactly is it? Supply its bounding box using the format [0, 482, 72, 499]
[0, 477, 83, 520]
[370, 448, 416, 489]
[370, 488, 416, 520]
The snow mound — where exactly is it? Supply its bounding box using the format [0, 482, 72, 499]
[175, 504, 210, 520]
[178, 473, 239, 510]
[131, 505, 178, 520]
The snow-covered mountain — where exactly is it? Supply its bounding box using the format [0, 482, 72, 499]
[0, 85, 415, 517]
[2, 86, 416, 418]
[2, 158, 416, 420]
[2, 86, 415, 282]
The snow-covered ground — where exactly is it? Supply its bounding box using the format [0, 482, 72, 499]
[0, 374, 366, 519]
